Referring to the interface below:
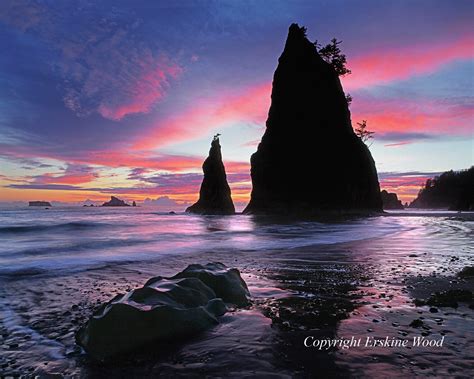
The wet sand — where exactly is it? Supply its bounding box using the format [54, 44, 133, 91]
[0, 214, 473, 377]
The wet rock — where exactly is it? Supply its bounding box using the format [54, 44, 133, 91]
[458, 266, 474, 278]
[427, 289, 473, 308]
[409, 319, 424, 328]
[76, 263, 248, 360]
[416, 289, 473, 308]
[169, 262, 250, 307]
[244, 23, 382, 215]
[186, 136, 235, 215]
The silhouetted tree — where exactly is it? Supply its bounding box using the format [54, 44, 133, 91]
[345, 93, 353, 107]
[355, 120, 374, 145]
[315, 38, 351, 76]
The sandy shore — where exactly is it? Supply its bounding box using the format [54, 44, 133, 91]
[1, 216, 473, 377]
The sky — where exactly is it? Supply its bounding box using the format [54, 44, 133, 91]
[0, 0, 472, 208]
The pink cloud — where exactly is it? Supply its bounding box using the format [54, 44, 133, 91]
[133, 35, 473, 150]
[98, 57, 182, 121]
[384, 141, 413, 148]
[379, 171, 443, 202]
[134, 83, 271, 150]
[84, 151, 248, 173]
[351, 96, 473, 136]
[32, 164, 98, 185]
[343, 36, 473, 90]
[0, 144, 249, 175]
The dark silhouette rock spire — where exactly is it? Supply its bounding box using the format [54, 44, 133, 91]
[244, 23, 382, 214]
[380, 190, 404, 210]
[186, 135, 235, 215]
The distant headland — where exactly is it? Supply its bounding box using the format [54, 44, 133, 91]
[409, 167, 473, 211]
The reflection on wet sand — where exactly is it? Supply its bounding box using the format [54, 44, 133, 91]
[0, 211, 473, 376]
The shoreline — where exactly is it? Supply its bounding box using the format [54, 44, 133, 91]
[0, 214, 473, 376]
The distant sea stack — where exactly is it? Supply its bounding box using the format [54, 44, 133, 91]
[186, 136, 235, 215]
[102, 196, 130, 207]
[380, 190, 404, 210]
[29, 201, 52, 207]
[244, 24, 382, 215]
[409, 167, 474, 211]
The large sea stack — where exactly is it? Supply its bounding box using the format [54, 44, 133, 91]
[244, 24, 382, 215]
[186, 136, 235, 215]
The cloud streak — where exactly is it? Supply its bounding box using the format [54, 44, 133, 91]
[31, 164, 98, 185]
[351, 96, 473, 140]
[343, 36, 474, 90]
[134, 83, 271, 149]
[378, 171, 444, 202]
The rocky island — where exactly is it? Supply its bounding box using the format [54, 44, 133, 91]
[186, 135, 235, 215]
[102, 196, 130, 207]
[244, 24, 382, 215]
[380, 190, 404, 210]
[29, 201, 52, 207]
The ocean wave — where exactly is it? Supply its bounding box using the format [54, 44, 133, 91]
[0, 221, 107, 234]
[0, 267, 48, 278]
[0, 237, 154, 259]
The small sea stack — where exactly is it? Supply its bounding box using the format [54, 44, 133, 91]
[380, 190, 404, 210]
[244, 24, 382, 215]
[102, 196, 130, 207]
[186, 135, 235, 215]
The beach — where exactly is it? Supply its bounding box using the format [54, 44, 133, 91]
[0, 207, 473, 377]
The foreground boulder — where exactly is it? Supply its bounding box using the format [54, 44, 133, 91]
[76, 262, 249, 360]
[186, 136, 235, 215]
[170, 262, 250, 307]
[102, 196, 129, 207]
[380, 190, 404, 210]
[244, 24, 382, 215]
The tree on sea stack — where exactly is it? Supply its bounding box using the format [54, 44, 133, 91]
[186, 135, 235, 215]
[355, 120, 375, 146]
[315, 38, 351, 77]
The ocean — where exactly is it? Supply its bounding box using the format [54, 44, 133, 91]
[0, 206, 473, 376]
[0, 206, 409, 278]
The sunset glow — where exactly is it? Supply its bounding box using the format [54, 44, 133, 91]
[0, 1, 472, 206]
